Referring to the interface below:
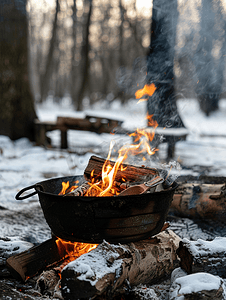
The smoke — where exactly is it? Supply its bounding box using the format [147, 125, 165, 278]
[116, 56, 147, 97]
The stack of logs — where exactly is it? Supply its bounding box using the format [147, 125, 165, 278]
[5, 231, 226, 300]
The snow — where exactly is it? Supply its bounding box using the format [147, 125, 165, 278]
[173, 272, 223, 296]
[0, 237, 33, 258]
[182, 237, 226, 257]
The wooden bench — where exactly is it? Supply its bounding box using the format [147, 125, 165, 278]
[34, 115, 124, 149]
[35, 117, 188, 160]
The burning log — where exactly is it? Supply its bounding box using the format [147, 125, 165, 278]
[62, 155, 163, 197]
[84, 155, 158, 183]
[61, 230, 181, 300]
[171, 183, 226, 223]
[63, 182, 90, 197]
[176, 237, 226, 278]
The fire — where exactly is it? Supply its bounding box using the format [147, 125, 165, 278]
[135, 83, 156, 102]
[84, 113, 158, 197]
[58, 180, 79, 195]
[56, 237, 98, 263]
[59, 83, 157, 197]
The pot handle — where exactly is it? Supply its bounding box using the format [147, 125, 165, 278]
[15, 184, 40, 200]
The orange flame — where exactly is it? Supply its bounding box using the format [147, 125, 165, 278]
[59, 84, 158, 198]
[58, 180, 79, 195]
[56, 237, 98, 260]
[84, 114, 158, 197]
[135, 83, 156, 101]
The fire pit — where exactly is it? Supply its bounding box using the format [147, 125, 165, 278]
[15, 174, 177, 244]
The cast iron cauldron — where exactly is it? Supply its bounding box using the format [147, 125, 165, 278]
[16, 175, 177, 243]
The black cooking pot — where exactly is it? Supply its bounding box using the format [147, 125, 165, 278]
[16, 175, 177, 243]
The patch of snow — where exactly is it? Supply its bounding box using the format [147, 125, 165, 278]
[176, 272, 222, 294]
[0, 237, 33, 258]
[182, 237, 226, 257]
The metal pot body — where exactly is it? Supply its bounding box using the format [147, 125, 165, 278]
[16, 175, 177, 243]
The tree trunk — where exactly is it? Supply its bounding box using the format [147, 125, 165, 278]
[0, 0, 37, 141]
[147, 0, 184, 128]
[70, 0, 77, 107]
[195, 0, 225, 116]
[76, 0, 93, 111]
[39, 0, 59, 103]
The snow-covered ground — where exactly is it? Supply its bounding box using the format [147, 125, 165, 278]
[0, 97, 226, 213]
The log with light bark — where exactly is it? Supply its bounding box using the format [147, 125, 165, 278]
[61, 230, 181, 300]
[170, 182, 226, 223]
[177, 237, 226, 277]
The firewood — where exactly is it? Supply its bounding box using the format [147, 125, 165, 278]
[84, 155, 158, 183]
[176, 237, 226, 277]
[170, 183, 226, 223]
[61, 230, 181, 300]
[6, 238, 62, 282]
[63, 182, 90, 196]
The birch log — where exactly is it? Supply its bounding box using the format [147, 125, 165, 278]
[61, 230, 181, 300]
[170, 183, 226, 223]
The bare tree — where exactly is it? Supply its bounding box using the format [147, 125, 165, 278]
[195, 0, 225, 116]
[39, 0, 60, 103]
[147, 0, 184, 128]
[70, 0, 78, 106]
[0, 0, 37, 140]
[76, 0, 93, 111]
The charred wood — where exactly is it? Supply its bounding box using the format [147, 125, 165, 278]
[61, 230, 181, 300]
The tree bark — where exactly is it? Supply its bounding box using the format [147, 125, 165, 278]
[194, 0, 225, 116]
[70, 0, 77, 106]
[0, 0, 37, 140]
[147, 0, 184, 129]
[39, 0, 59, 103]
[61, 230, 181, 300]
[76, 0, 93, 111]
